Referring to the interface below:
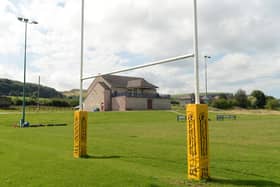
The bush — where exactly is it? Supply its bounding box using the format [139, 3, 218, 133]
[11, 97, 22, 105]
[9, 96, 75, 107]
[10, 97, 37, 106]
[0, 96, 12, 107]
[211, 98, 233, 109]
[265, 99, 280, 110]
[68, 99, 79, 107]
[171, 100, 179, 105]
[26, 98, 37, 105]
[49, 99, 70, 107]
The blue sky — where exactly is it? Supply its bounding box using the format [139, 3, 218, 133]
[1, 0, 280, 98]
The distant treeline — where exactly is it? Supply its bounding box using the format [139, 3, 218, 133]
[0, 78, 63, 98]
[171, 90, 280, 110]
[0, 96, 79, 108]
[210, 89, 280, 110]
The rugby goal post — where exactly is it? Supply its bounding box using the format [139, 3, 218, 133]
[74, 0, 209, 181]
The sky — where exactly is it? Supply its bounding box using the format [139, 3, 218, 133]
[1, 0, 280, 98]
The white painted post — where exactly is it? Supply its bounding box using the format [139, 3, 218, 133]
[193, 0, 200, 104]
[79, 0, 85, 110]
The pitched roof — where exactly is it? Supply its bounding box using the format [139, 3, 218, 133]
[102, 75, 158, 89]
[98, 82, 110, 90]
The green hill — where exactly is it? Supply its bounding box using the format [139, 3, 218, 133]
[0, 78, 63, 98]
[61, 89, 87, 97]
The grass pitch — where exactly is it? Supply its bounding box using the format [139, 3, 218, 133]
[0, 110, 279, 186]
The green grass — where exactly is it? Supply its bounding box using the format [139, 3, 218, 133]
[0, 110, 279, 186]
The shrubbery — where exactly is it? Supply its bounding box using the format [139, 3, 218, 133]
[171, 100, 179, 105]
[209, 89, 279, 110]
[211, 98, 234, 109]
[0, 96, 12, 107]
[265, 98, 280, 110]
[8, 97, 78, 107]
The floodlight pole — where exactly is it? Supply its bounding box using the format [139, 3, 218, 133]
[193, 0, 200, 104]
[18, 17, 38, 127]
[22, 21, 27, 126]
[204, 56, 211, 97]
[79, 0, 85, 111]
[37, 75, 40, 111]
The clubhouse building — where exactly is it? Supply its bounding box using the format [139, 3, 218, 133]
[83, 75, 171, 111]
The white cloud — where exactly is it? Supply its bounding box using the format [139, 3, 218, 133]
[0, 0, 280, 97]
[0, 1, 22, 54]
[207, 53, 280, 96]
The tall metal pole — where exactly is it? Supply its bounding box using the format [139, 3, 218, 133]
[204, 56, 211, 98]
[18, 17, 38, 127]
[204, 56, 207, 97]
[21, 21, 28, 127]
[37, 75, 40, 111]
[193, 0, 200, 104]
[79, 0, 85, 111]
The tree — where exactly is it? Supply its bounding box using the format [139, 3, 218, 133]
[250, 90, 266, 108]
[248, 96, 257, 108]
[219, 93, 228, 99]
[234, 89, 249, 108]
[265, 98, 280, 110]
[211, 98, 233, 109]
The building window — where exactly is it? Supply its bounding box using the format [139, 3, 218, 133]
[128, 88, 137, 96]
[137, 89, 143, 95]
[113, 91, 117, 96]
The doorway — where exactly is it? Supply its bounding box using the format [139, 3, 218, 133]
[147, 99, 153, 109]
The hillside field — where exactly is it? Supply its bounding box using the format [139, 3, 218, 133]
[0, 110, 279, 186]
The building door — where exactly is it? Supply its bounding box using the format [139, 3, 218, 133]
[147, 99, 153, 109]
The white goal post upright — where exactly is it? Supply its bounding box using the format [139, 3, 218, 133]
[186, 0, 209, 180]
[74, 0, 88, 159]
[79, 0, 85, 111]
[193, 0, 200, 104]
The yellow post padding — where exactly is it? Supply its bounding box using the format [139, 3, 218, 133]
[186, 104, 209, 180]
[73, 111, 88, 158]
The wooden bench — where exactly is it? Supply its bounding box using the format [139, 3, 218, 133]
[216, 114, 236, 121]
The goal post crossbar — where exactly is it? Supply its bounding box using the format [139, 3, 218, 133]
[82, 53, 194, 81]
